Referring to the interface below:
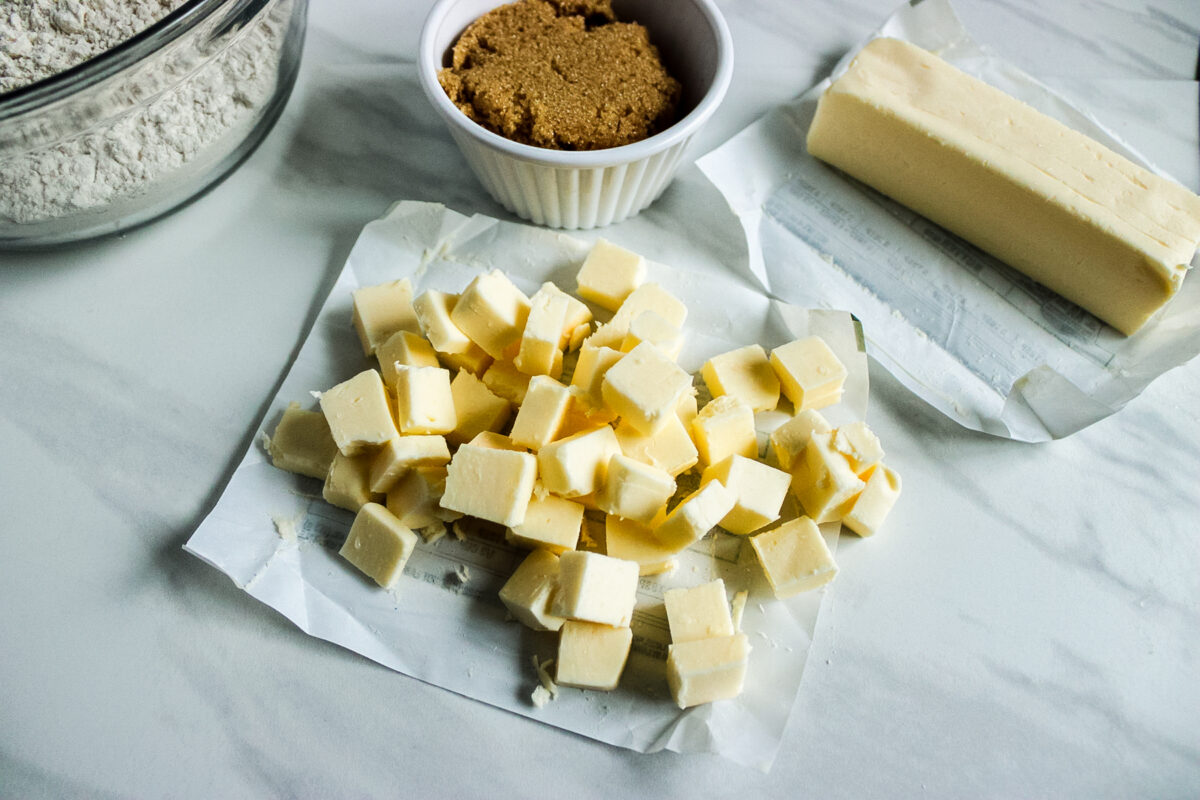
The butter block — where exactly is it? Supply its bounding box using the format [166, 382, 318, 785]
[806, 37, 1200, 336]
[468, 431, 525, 450]
[376, 330, 440, 386]
[655, 480, 736, 549]
[701, 455, 791, 535]
[551, 551, 640, 627]
[843, 464, 902, 537]
[351, 279, 418, 356]
[585, 283, 687, 349]
[506, 490, 584, 553]
[791, 431, 865, 523]
[385, 465, 451, 529]
[437, 342, 493, 376]
[537, 425, 620, 498]
[601, 342, 692, 434]
[675, 391, 698, 428]
[482, 360, 532, 406]
[614, 415, 698, 478]
[413, 290, 473, 355]
[569, 345, 624, 409]
[447, 370, 511, 446]
[323, 451, 375, 512]
[268, 403, 337, 480]
[556, 620, 633, 691]
[450, 270, 531, 360]
[368, 434, 452, 494]
[320, 370, 399, 456]
[515, 289, 569, 377]
[339, 503, 419, 589]
[391, 365, 456, 435]
[535, 281, 593, 344]
[509, 376, 571, 450]
[769, 409, 832, 470]
[750, 516, 837, 597]
[621, 311, 684, 360]
[691, 395, 758, 467]
[664, 578, 734, 644]
[770, 337, 846, 411]
[567, 322, 591, 352]
[701, 344, 781, 412]
[832, 421, 884, 474]
[597, 454, 675, 524]
[666, 634, 750, 708]
[499, 548, 566, 632]
[603, 515, 683, 575]
[441, 444, 537, 527]
[576, 239, 646, 311]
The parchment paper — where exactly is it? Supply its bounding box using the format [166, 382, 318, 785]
[185, 201, 870, 771]
[698, 0, 1200, 441]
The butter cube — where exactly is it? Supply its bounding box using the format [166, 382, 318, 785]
[468, 431, 525, 450]
[552, 551, 639, 626]
[323, 451, 375, 512]
[691, 395, 757, 466]
[320, 370, 399, 456]
[791, 431, 865, 523]
[614, 416, 698, 478]
[339, 503, 419, 589]
[666, 634, 750, 708]
[351, 279, 418, 355]
[675, 391, 698, 428]
[385, 465, 451, 529]
[441, 444, 537, 527]
[621, 311, 684, 360]
[499, 548, 566, 632]
[450, 270, 531, 360]
[843, 464, 902, 537]
[268, 403, 337, 479]
[482, 360, 532, 406]
[664, 579, 734, 643]
[377, 330, 440, 386]
[833, 421, 885, 474]
[509, 376, 571, 450]
[437, 342, 493, 376]
[447, 371, 511, 446]
[597, 454, 675, 524]
[569, 345, 624, 409]
[506, 490, 584, 553]
[567, 322, 591, 352]
[391, 365, 456, 435]
[368, 434, 452, 493]
[770, 336, 847, 411]
[601, 342, 692, 434]
[515, 289, 569, 377]
[701, 344, 781, 412]
[556, 620, 633, 691]
[701, 455, 791, 535]
[586, 283, 687, 349]
[750, 516, 837, 597]
[655, 480, 736, 549]
[535, 281, 593, 344]
[769, 409, 832, 470]
[575, 239, 647, 311]
[604, 515, 683, 575]
[413, 290, 473, 355]
[538, 425, 620, 498]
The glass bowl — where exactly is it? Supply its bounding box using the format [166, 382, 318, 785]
[0, 0, 308, 249]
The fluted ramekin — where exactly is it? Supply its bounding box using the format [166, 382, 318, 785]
[418, 0, 733, 229]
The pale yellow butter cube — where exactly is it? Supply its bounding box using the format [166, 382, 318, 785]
[437, 342, 493, 376]
[621, 311, 684, 360]
[585, 282, 687, 349]
[604, 515, 682, 575]
[268, 403, 337, 480]
[576, 239, 647, 311]
[691, 395, 757, 466]
[368, 434, 451, 493]
[482, 360, 532, 406]
[515, 290, 569, 376]
[499, 548, 566, 632]
[676, 391, 698, 428]
[666, 633, 750, 708]
[602, 342, 692, 434]
[770, 336, 847, 411]
[339, 503, 419, 589]
[701, 455, 791, 535]
[655, 480, 736, 549]
[447, 371, 511, 446]
[791, 431, 865, 523]
[468, 431, 525, 450]
[843, 464, 902, 537]
[413, 290, 473, 355]
[750, 516, 837, 597]
[535, 281, 593, 343]
[567, 322, 591, 352]
[391, 365, 456, 435]
[537, 425, 620, 498]
[614, 416, 698, 478]
[769, 409, 832, 470]
[506, 490, 584, 553]
[569, 345, 624, 409]
[385, 465, 451, 529]
[351, 279, 418, 356]
[509, 376, 571, 450]
[320, 370, 399, 456]
[376, 330, 440, 385]
[701, 343, 781, 412]
[450, 270, 531, 360]
[664, 578, 734, 643]
[597, 454, 675, 524]
[556, 620, 633, 691]
[441, 444, 537, 527]
[323, 451, 375, 512]
[833, 421, 885, 474]
[552, 551, 640, 627]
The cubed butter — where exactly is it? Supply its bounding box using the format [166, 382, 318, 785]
[691, 395, 758, 466]
[468, 431, 525, 450]
[339, 503, 419, 589]
[770, 336, 847, 411]
[535, 281, 593, 344]
[601, 342, 693, 434]
[437, 342, 493, 376]
[482, 360, 532, 406]
[769, 409, 832, 470]
[833, 421, 885, 474]
[701, 344, 781, 412]
[575, 239, 647, 311]
[441, 444, 537, 527]
[603, 515, 683, 576]
[506, 490, 584, 553]
[450, 270, 531, 360]
[447, 371, 511, 446]
[268, 403, 337, 480]
[701, 454, 791, 535]
[385, 465, 451, 529]
[750, 516, 837, 597]
[791, 431, 865, 523]
[351, 279, 418, 356]
[323, 451, 375, 512]
[569, 345, 624, 409]
[320, 370, 399, 456]
[368, 434, 452, 493]
[556, 620, 633, 691]
[413, 290, 473, 355]
[551, 551, 639, 627]
[499, 548, 566, 632]
[597, 454, 675, 524]
[655, 480, 736, 549]
[614, 416, 698, 478]
[509, 376, 571, 450]
[376, 330, 440, 386]
[664, 578, 734, 643]
[842, 464, 902, 537]
[515, 289, 569, 377]
[666, 634, 750, 708]
[537, 425, 620, 498]
[391, 365, 456, 435]
[586, 283, 688, 350]
[621, 311, 684, 360]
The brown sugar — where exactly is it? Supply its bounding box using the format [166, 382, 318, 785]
[438, 0, 682, 150]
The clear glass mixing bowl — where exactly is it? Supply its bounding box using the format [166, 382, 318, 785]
[0, 0, 308, 248]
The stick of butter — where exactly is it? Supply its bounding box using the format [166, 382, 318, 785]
[806, 37, 1200, 336]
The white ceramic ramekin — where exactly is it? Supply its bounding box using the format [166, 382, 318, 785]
[418, 0, 733, 229]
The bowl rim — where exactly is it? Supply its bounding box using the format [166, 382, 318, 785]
[0, 0, 263, 120]
[417, 0, 735, 169]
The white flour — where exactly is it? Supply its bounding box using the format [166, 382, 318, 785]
[0, 0, 294, 228]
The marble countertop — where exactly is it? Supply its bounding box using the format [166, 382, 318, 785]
[2, 0, 1198, 796]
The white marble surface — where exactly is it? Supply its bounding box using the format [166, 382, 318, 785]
[2, 0, 1198, 796]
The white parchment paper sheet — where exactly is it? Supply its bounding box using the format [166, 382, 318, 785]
[698, 0, 1200, 441]
[185, 201, 870, 771]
